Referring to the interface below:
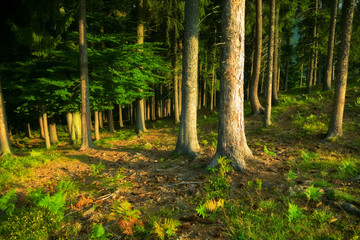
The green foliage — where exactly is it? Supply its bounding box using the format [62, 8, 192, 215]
[196, 203, 208, 218]
[287, 203, 302, 223]
[291, 112, 327, 135]
[287, 170, 298, 181]
[338, 160, 358, 175]
[152, 218, 181, 240]
[264, 145, 276, 156]
[304, 185, 323, 201]
[91, 162, 106, 176]
[0, 189, 17, 216]
[37, 191, 66, 216]
[110, 200, 141, 221]
[90, 224, 112, 240]
[205, 157, 232, 199]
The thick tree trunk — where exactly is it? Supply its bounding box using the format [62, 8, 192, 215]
[272, 5, 279, 103]
[0, 81, 12, 155]
[48, 117, 59, 144]
[108, 108, 115, 133]
[264, 0, 275, 127]
[323, 0, 338, 91]
[94, 110, 100, 140]
[327, 0, 355, 139]
[119, 105, 124, 127]
[175, 0, 200, 158]
[26, 123, 33, 139]
[66, 112, 73, 143]
[79, 0, 95, 150]
[71, 112, 82, 143]
[39, 115, 45, 139]
[250, 0, 264, 115]
[208, 0, 252, 171]
[136, 99, 147, 133]
[42, 113, 51, 149]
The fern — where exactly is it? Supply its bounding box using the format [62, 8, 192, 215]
[305, 185, 323, 201]
[0, 189, 17, 216]
[90, 223, 112, 240]
[287, 203, 302, 223]
[196, 204, 208, 218]
[153, 218, 181, 240]
[37, 191, 66, 216]
[264, 146, 276, 156]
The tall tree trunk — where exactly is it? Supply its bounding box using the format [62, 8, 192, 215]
[42, 113, 51, 149]
[285, 60, 289, 91]
[250, 0, 264, 115]
[175, 0, 200, 158]
[48, 117, 59, 144]
[210, 65, 215, 112]
[208, 0, 252, 171]
[79, 0, 95, 150]
[119, 105, 124, 127]
[178, 42, 183, 116]
[264, 0, 275, 127]
[0, 81, 12, 155]
[99, 111, 103, 129]
[94, 110, 100, 140]
[314, 42, 318, 85]
[203, 70, 207, 108]
[108, 108, 115, 133]
[26, 123, 33, 139]
[272, 5, 279, 103]
[326, 0, 355, 139]
[66, 112, 73, 143]
[300, 63, 303, 87]
[151, 95, 156, 120]
[307, 0, 318, 94]
[323, 0, 338, 90]
[39, 115, 45, 139]
[71, 112, 82, 143]
[135, 0, 147, 133]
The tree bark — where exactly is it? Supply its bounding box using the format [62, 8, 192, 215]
[285, 60, 289, 91]
[208, 0, 252, 171]
[250, 0, 264, 115]
[26, 123, 33, 139]
[39, 115, 45, 139]
[66, 112, 73, 143]
[94, 110, 100, 140]
[264, 0, 275, 127]
[272, 5, 279, 103]
[79, 0, 95, 150]
[323, 0, 338, 90]
[175, 0, 200, 158]
[48, 117, 59, 144]
[300, 63, 303, 87]
[136, 99, 147, 133]
[71, 112, 82, 143]
[108, 108, 115, 133]
[307, 0, 318, 94]
[119, 105, 124, 127]
[0, 81, 12, 155]
[42, 113, 51, 149]
[326, 0, 355, 139]
[99, 111, 103, 129]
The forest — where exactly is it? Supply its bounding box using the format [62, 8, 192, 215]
[0, 0, 359, 239]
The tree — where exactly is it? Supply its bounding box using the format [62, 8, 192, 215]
[264, 0, 276, 127]
[79, 0, 95, 150]
[0, 80, 12, 156]
[208, 0, 252, 171]
[272, 4, 280, 103]
[323, 0, 338, 91]
[249, 0, 264, 115]
[326, 0, 356, 139]
[175, 0, 200, 158]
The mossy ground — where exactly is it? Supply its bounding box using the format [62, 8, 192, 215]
[0, 85, 359, 239]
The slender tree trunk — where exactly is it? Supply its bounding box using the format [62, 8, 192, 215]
[285, 60, 289, 91]
[39, 115, 45, 139]
[174, 45, 180, 123]
[175, 0, 200, 158]
[323, 0, 338, 90]
[178, 43, 183, 115]
[203, 70, 207, 108]
[209, 0, 252, 171]
[314, 42, 318, 85]
[108, 108, 115, 133]
[307, 0, 318, 94]
[210, 65, 215, 112]
[94, 110, 100, 140]
[327, 0, 355, 139]
[42, 113, 51, 149]
[119, 105, 124, 127]
[26, 123, 33, 139]
[277, 65, 281, 92]
[250, 0, 264, 115]
[151, 95, 156, 120]
[79, 0, 95, 150]
[300, 63, 303, 87]
[0, 81, 12, 155]
[272, 5, 279, 103]
[99, 111, 103, 129]
[198, 65, 202, 110]
[66, 112, 73, 143]
[48, 117, 59, 144]
[264, 0, 275, 127]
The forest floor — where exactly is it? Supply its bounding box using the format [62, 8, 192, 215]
[1, 85, 360, 239]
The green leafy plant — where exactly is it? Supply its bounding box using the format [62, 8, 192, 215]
[287, 170, 298, 181]
[338, 160, 358, 175]
[255, 179, 262, 191]
[264, 145, 276, 156]
[196, 203, 208, 218]
[37, 191, 66, 216]
[196, 198, 225, 218]
[153, 218, 181, 240]
[91, 162, 106, 176]
[90, 223, 112, 240]
[205, 157, 232, 199]
[287, 203, 302, 223]
[305, 185, 323, 201]
[0, 189, 17, 216]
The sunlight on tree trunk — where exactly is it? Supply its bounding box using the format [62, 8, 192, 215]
[0, 80, 12, 156]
